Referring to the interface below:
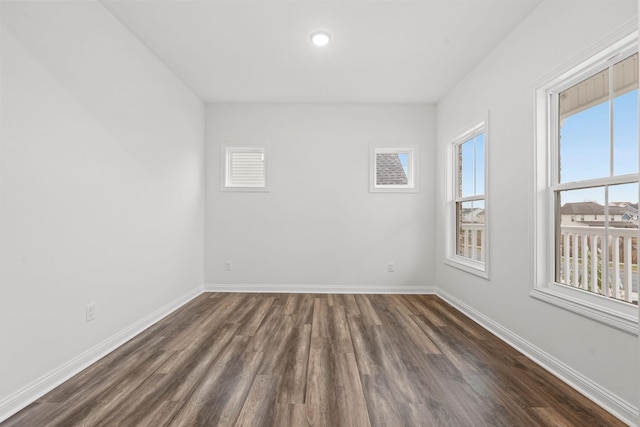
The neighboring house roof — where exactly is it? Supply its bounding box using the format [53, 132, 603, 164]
[460, 208, 484, 224]
[605, 205, 628, 215]
[560, 201, 604, 215]
[609, 202, 638, 209]
[376, 153, 407, 185]
[460, 208, 484, 215]
[560, 201, 628, 216]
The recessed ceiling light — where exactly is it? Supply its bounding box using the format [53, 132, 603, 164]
[310, 31, 331, 47]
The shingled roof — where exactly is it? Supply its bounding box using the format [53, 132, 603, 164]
[376, 153, 408, 185]
[560, 201, 630, 215]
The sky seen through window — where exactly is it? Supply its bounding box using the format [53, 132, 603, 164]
[560, 88, 638, 206]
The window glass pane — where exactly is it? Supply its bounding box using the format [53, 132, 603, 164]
[608, 183, 638, 220]
[456, 200, 485, 262]
[608, 183, 638, 304]
[613, 54, 639, 176]
[613, 89, 639, 175]
[376, 152, 408, 186]
[557, 185, 638, 305]
[460, 140, 474, 197]
[558, 187, 606, 225]
[559, 69, 610, 183]
[475, 134, 485, 196]
[556, 187, 605, 291]
[397, 152, 410, 178]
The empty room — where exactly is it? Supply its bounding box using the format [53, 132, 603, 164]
[1, 0, 639, 425]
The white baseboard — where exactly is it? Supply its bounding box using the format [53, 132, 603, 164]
[436, 288, 638, 427]
[204, 283, 438, 294]
[0, 286, 203, 423]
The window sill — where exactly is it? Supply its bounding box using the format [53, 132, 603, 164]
[530, 286, 638, 335]
[220, 186, 270, 192]
[444, 256, 489, 280]
[369, 187, 419, 193]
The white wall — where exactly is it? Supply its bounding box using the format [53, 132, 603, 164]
[435, 0, 638, 420]
[205, 104, 434, 291]
[0, 0, 204, 414]
[1, 0, 636, 423]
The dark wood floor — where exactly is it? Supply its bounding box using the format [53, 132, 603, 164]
[2, 293, 625, 426]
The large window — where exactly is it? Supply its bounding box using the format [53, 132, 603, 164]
[447, 120, 488, 277]
[534, 28, 638, 333]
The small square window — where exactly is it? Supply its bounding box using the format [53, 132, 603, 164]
[370, 145, 418, 192]
[221, 145, 269, 192]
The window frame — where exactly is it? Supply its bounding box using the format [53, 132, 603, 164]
[221, 144, 270, 192]
[532, 26, 638, 334]
[369, 145, 419, 193]
[445, 118, 490, 278]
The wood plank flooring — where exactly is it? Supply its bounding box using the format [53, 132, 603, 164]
[2, 293, 625, 426]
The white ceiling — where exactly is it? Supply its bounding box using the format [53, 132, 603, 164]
[102, 0, 542, 104]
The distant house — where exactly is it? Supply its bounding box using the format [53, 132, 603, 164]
[476, 210, 486, 224]
[559, 201, 638, 227]
[610, 202, 639, 223]
[460, 207, 485, 224]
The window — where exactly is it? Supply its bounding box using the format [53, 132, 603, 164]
[369, 145, 418, 192]
[533, 28, 638, 333]
[221, 145, 269, 192]
[446, 120, 488, 277]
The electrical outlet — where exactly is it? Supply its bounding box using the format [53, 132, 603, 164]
[86, 303, 96, 322]
[388, 262, 395, 272]
[225, 261, 232, 271]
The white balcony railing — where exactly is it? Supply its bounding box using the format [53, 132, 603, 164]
[559, 225, 638, 304]
[459, 223, 639, 305]
[458, 223, 484, 262]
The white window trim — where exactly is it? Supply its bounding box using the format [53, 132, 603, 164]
[445, 118, 490, 279]
[369, 144, 419, 193]
[221, 144, 270, 192]
[532, 22, 638, 335]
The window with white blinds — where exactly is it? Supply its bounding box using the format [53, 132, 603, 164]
[222, 146, 269, 191]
